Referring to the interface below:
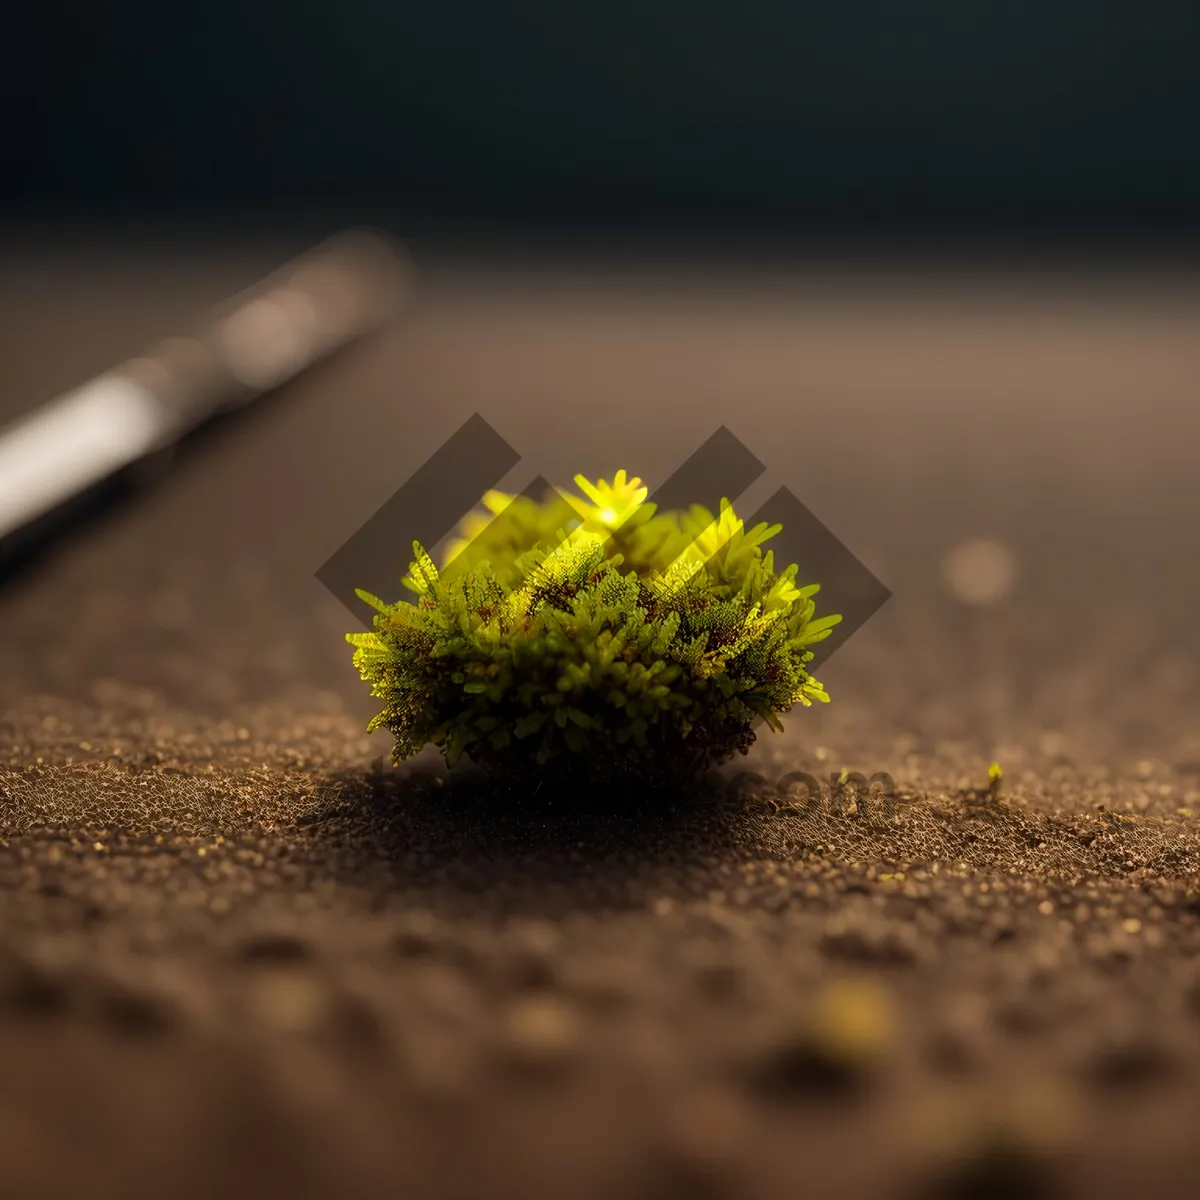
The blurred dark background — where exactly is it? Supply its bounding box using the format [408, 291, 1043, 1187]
[8, 0, 1200, 243]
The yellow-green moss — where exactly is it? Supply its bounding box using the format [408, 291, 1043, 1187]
[347, 471, 840, 783]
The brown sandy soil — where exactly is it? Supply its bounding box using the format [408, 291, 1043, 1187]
[2, 244, 1200, 1199]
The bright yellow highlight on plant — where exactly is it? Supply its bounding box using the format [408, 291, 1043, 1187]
[567, 469, 649, 530]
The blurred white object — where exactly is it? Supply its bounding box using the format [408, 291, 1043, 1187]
[0, 376, 163, 539]
[0, 230, 412, 545]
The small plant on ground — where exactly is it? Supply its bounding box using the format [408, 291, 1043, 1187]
[347, 471, 841, 785]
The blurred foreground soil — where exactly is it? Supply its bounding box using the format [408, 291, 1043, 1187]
[3, 242, 1200, 1199]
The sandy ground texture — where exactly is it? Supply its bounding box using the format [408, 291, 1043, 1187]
[2, 241, 1200, 1199]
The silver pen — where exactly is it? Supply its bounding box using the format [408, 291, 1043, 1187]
[0, 230, 412, 566]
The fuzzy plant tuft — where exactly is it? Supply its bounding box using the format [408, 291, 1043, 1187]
[347, 471, 841, 785]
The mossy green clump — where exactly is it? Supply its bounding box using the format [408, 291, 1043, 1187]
[347, 471, 841, 785]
